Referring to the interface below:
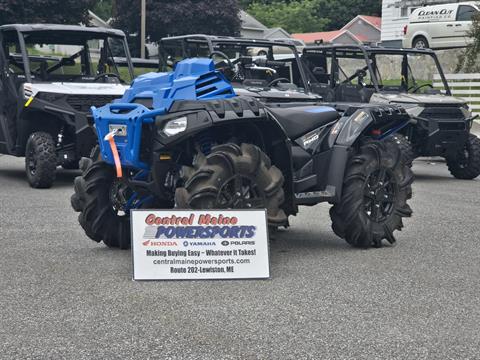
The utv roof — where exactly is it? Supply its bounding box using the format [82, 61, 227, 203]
[161, 34, 299, 48]
[0, 24, 126, 37]
[304, 43, 435, 55]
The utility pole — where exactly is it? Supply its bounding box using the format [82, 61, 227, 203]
[140, 0, 146, 58]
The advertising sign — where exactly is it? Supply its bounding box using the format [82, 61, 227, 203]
[131, 209, 270, 280]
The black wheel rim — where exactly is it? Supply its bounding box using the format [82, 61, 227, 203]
[457, 146, 470, 169]
[110, 180, 135, 216]
[363, 168, 397, 223]
[215, 175, 266, 209]
[27, 148, 37, 176]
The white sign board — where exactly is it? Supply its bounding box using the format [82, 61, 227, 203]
[131, 209, 270, 280]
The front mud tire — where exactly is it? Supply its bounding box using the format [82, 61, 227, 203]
[175, 143, 287, 226]
[25, 132, 57, 188]
[447, 134, 480, 179]
[71, 159, 131, 249]
[330, 140, 413, 248]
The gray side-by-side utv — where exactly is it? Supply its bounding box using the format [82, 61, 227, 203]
[302, 44, 480, 179]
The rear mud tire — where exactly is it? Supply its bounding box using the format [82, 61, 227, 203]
[390, 134, 415, 167]
[330, 140, 413, 248]
[25, 132, 57, 188]
[175, 143, 287, 226]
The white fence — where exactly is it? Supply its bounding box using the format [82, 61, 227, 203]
[434, 73, 480, 116]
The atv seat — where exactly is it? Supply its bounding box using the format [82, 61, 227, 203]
[268, 105, 339, 139]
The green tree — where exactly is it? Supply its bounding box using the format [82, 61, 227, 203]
[247, 0, 381, 33]
[114, 0, 241, 42]
[92, 0, 113, 21]
[313, 0, 381, 31]
[457, 10, 480, 72]
[248, 0, 329, 33]
[0, 0, 95, 25]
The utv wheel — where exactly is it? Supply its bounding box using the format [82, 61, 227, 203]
[330, 140, 413, 248]
[71, 159, 170, 249]
[390, 134, 415, 167]
[447, 134, 480, 179]
[25, 132, 57, 188]
[175, 143, 287, 226]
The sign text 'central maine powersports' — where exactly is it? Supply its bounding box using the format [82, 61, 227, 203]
[131, 210, 270, 280]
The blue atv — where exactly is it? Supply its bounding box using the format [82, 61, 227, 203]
[71, 58, 413, 249]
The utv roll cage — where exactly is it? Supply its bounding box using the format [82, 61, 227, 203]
[0, 23, 135, 82]
[303, 44, 452, 96]
[160, 34, 312, 93]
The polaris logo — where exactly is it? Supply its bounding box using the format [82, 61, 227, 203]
[228, 240, 255, 246]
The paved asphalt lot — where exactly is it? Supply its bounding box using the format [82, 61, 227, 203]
[0, 154, 479, 360]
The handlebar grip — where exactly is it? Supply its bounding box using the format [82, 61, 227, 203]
[254, 58, 286, 67]
[266, 60, 287, 67]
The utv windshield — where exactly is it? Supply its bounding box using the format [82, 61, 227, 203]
[160, 36, 307, 90]
[5, 30, 134, 83]
[304, 47, 449, 95]
[370, 52, 448, 94]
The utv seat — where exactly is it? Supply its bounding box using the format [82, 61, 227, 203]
[310, 83, 335, 102]
[334, 84, 375, 103]
[267, 105, 340, 139]
[335, 84, 364, 102]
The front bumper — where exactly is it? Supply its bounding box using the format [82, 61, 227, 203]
[414, 115, 471, 157]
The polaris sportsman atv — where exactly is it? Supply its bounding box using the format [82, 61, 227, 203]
[0, 24, 136, 188]
[302, 44, 480, 179]
[71, 58, 413, 249]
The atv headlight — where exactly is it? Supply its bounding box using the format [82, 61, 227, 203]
[336, 110, 372, 146]
[163, 117, 187, 136]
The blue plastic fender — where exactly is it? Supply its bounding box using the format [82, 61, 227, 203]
[92, 58, 236, 169]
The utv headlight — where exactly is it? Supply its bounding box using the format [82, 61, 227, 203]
[461, 104, 472, 118]
[403, 105, 424, 118]
[163, 116, 187, 136]
[36, 92, 65, 102]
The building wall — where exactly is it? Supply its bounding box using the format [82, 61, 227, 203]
[334, 33, 359, 45]
[381, 0, 409, 43]
[346, 21, 380, 42]
[240, 28, 266, 39]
